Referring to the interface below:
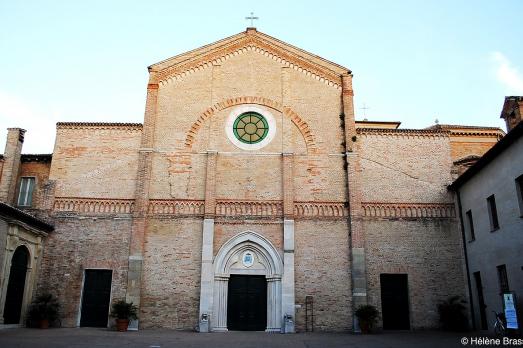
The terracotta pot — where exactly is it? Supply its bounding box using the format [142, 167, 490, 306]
[116, 319, 129, 332]
[359, 321, 371, 334]
[39, 319, 49, 329]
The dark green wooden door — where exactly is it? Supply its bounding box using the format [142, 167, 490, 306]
[80, 270, 112, 327]
[227, 275, 267, 331]
[380, 274, 410, 330]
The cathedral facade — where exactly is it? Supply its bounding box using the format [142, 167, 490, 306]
[0, 29, 504, 332]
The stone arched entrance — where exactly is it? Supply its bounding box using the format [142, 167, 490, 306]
[3, 245, 30, 324]
[211, 231, 283, 332]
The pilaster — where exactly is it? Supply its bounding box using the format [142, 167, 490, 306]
[266, 276, 282, 332]
[282, 153, 294, 219]
[199, 150, 218, 331]
[281, 150, 295, 333]
[212, 275, 229, 332]
[126, 75, 159, 324]
[341, 73, 367, 332]
[282, 219, 295, 333]
[204, 151, 217, 218]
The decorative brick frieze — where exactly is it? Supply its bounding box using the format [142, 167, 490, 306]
[357, 128, 450, 138]
[53, 197, 134, 214]
[361, 202, 456, 219]
[148, 199, 205, 216]
[294, 202, 348, 218]
[216, 200, 283, 217]
[184, 96, 317, 152]
[156, 35, 343, 88]
[56, 122, 143, 132]
[139, 199, 352, 219]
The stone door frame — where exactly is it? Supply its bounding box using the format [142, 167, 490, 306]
[211, 231, 283, 332]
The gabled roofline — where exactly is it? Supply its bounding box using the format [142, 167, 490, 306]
[148, 28, 351, 87]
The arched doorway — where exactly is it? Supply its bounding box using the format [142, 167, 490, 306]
[212, 231, 283, 332]
[3, 246, 29, 324]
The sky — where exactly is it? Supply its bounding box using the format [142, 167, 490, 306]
[1, 0, 523, 153]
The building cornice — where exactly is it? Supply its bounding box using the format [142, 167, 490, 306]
[56, 122, 143, 131]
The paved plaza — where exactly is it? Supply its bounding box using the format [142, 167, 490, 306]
[0, 328, 473, 348]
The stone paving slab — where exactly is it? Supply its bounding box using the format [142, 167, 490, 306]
[0, 328, 469, 348]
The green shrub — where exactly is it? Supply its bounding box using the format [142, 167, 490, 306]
[355, 304, 379, 332]
[438, 296, 468, 331]
[110, 300, 138, 320]
[27, 293, 60, 322]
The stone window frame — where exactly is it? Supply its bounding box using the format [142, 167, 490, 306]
[225, 105, 276, 151]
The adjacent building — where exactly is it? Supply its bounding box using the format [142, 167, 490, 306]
[450, 96, 523, 333]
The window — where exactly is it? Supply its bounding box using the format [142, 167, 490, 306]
[497, 264, 510, 294]
[466, 210, 475, 241]
[516, 174, 523, 217]
[487, 195, 500, 231]
[17, 177, 35, 207]
[233, 112, 269, 144]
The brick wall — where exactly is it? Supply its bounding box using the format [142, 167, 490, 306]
[49, 125, 141, 199]
[18, 161, 51, 210]
[140, 218, 202, 329]
[364, 219, 466, 329]
[294, 220, 352, 332]
[36, 216, 132, 327]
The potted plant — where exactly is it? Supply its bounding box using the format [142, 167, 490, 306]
[27, 293, 60, 329]
[438, 296, 468, 331]
[355, 304, 379, 334]
[110, 300, 138, 332]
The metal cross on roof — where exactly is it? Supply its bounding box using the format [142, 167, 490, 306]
[246, 12, 259, 27]
[360, 103, 370, 117]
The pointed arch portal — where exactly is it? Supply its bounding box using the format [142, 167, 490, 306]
[211, 231, 283, 332]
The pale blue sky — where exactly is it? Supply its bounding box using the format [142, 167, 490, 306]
[1, 0, 522, 153]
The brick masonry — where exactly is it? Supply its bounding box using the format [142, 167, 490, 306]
[0, 29, 504, 331]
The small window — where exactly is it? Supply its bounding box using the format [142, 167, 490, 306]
[487, 195, 500, 231]
[466, 210, 475, 241]
[17, 177, 35, 207]
[497, 264, 510, 294]
[516, 174, 523, 217]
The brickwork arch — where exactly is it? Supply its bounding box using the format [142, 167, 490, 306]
[184, 96, 317, 152]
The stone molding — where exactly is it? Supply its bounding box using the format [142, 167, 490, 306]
[156, 35, 342, 88]
[361, 202, 456, 219]
[53, 197, 134, 214]
[184, 96, 317, 152]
